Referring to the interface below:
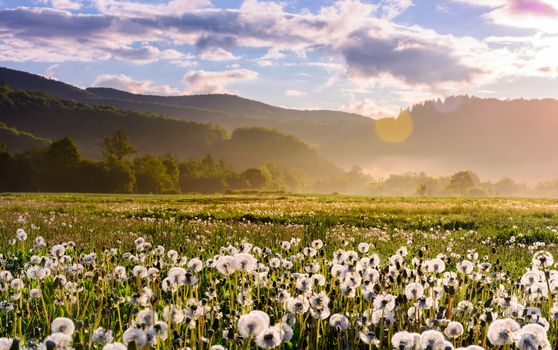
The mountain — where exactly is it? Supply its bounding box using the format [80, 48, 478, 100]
[0, 66, 372, 157]
[0, 84, 341, 180]
[0, 122, 49, 152]
[3, 66, 558, 182]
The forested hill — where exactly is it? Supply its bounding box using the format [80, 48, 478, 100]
[0, 85, 342, 181]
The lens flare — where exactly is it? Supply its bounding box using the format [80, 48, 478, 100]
[374, 110, 413, 143]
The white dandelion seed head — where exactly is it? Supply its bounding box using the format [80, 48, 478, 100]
[51, 317, 75, 336]
[487, 318, 520, 346]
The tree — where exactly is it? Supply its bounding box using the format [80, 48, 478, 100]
[446, 171, 477, 196]
[134, 154, 170, 194]
[38, 138, 82, 191]
[103, 129, 135, 161]
[242, 168, 270, 189]
[416, 184, 428, 197]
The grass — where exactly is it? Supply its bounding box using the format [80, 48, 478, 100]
[0, 193, 558, 349]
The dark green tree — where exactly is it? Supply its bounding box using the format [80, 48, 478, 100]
[134, 154, 170, 194]
[103, 129, 135, 161]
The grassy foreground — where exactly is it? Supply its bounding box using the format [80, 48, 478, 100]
[1, 193, 558, 349]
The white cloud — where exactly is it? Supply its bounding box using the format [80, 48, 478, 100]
[40, 0, 82, 10]
[199, 47, 239, 61]
[182, 69, 258, 94]
[285, 89, 307, 97]
[341, 98, 401, 118]
[45, 64, 60, 79]
[92, 74, 180, 95]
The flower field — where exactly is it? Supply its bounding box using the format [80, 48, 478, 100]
[1, 193, 558, 349]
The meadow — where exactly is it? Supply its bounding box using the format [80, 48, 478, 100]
[1, 193, 558, 349]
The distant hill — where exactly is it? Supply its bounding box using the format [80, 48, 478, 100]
[0, 122, 49, 152]
[0, 66, 371, 156]
[3, 66, 558, 182]
[0, 84, 341, 180]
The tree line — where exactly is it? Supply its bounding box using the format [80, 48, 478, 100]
[0, 129, 308, 194]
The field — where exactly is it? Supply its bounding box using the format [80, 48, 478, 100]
[1, 193, 558, 349]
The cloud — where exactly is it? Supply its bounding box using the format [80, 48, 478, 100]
[285, 90, 307, 97]
[42, 0, 82, 10]
[45, 64, 60, 79]
[182, 69, 258, 94]
[92, 74, 180, 95]
[199, 47, 239, 61]
[341, 98, 401, 118]
[93, 0, 212, 16]
[340, 31, 482, 86]
[0, 0, 541, 94]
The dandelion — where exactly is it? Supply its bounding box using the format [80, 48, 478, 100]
[329, 313, 350, 330]
[123, 327, 147, 347]
[419, 330, 446, 350]
[444, 321, 464, 339]
[532, 250, 554, 268]
[16, 228, 27, 241]
[405, 282, 424, 300]
[0, 338, 16, 350]
[255, 326, 282, 349]
[102, 343, 127, 350]
[487, 318, 520, 346]
[238, 310, 270, 338]
[92, 327, 114, 346]
[426, 258, 446, 273]
[357, 242, 370, 253]
[51, 244, 66, 257]
[215, 255, 236, 275]
[43, 333, 73, 350]
[392, 331, 417, 350]
[514, 323, 550, 350]
[136, 308, 157, 327]
[51, 317, 75, 336]
[286, 295, 309, 314]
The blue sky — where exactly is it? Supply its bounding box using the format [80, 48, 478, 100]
[1, 0, 557, 117]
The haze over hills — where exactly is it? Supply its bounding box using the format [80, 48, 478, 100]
[1, 66, 558, 183]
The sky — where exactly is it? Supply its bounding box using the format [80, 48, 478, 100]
[1, 0, 558, 117]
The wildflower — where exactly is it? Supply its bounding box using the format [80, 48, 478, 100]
[487, 318, 520, 346]
[43, 333, 73, 350]
[532, 251, 553, 268]
[0, 338, 16, 350]
[238, 310, 270, 338]
[358, 331, 378, 345]
[286, 295, 309, 314]
[215, 256, 236, 275]
[405, 282, 424, 300]
[122, 327, 147, 348]
[255, 326, 282, 349]
[16, 228, 27, 241]
[92, 327, 114, 346]
[187, 258, 204, 272]
[457, 260, 474, 274]
[329, 313, 350, 330]
[51, 317, 75, 336]
[419, 330, 445, 350]
[136, 308, 157, 326]
[358, 242, 370, 253]
[515, 323, 550, 350]
[426, 258, 446, 273]
[102, 343, 127, 350]
[311, 239, 323, 249]
[444, 321, 464, 339]
[391, 331, 417, 350]
[163, 305, 185, 324]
